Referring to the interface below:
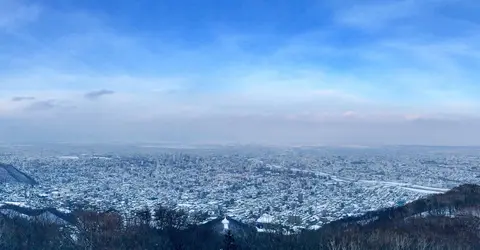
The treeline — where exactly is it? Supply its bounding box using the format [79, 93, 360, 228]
[1, 184, 480, 249]
[0, 205, 207, 250]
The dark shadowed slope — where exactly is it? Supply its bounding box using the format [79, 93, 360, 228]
[0, 163, 38, 185]
[0, 204, 76, 225]
[323, 183, 480, 230]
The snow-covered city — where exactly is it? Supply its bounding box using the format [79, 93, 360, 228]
[0, 144, 477, 229]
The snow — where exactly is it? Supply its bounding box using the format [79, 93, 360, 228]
[402, 187, 443, 194]
[3, 201, 28, 207]
[358, 180, 448, 194]
[177, 203, 193, 207]
[222, 217, 229, 231]
[91, 156, 112, 160]
[58, 156, 79, 160]
[57, 208, 72, 213]
[257, 214, 274, 224]
[1, 145, 474, 229]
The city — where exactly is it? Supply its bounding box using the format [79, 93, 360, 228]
[1, 144, 476, 229]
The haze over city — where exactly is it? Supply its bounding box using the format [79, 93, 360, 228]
[1, 0, 479, 145]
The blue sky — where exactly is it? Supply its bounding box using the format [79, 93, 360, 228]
[1, 0, 480, 145]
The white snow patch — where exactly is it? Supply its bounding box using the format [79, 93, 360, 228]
[402, 187, 443, 194]
[257, 214, 274, 224]
[3, 201, 28, 207]
[58, 156, 79, 160]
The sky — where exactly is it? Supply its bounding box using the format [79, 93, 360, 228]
[0, 0, 480, 145]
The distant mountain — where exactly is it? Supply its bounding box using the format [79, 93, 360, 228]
[0, 163, 38, 185]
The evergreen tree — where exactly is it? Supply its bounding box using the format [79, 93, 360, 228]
[223, 230, 237, 250]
